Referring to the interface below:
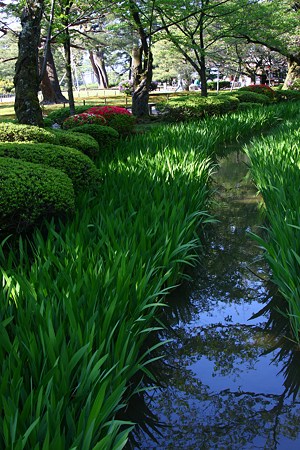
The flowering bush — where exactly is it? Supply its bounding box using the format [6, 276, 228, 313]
[62, 113, 106, 130]
[86, 105, 132, 118]
[119, 79, 158, 95]
[239, 84, 275, 99]
[86, 106, 135, 135]
[119, 80, 133, 95]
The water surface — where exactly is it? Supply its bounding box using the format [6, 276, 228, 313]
[133, 152, 300, 450]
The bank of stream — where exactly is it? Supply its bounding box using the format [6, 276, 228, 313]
[133, 151, 300, 449]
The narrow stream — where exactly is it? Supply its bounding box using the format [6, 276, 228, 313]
[133, 152, 300, 450]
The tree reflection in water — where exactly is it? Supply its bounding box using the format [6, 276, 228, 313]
[129, 153, 300, 450]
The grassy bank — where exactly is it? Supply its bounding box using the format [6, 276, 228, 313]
[0, 103, 297, 448]
[245, 105, 300, 343]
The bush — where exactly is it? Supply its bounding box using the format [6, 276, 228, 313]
[238, 102, 263, 111]
[156, 94, 239, 122]
[0, 122, 57, 144]
[274, 89, 300, 102]
[46, 105, 93, 125]
[234, 91, 270, 104]
[70, 125, 119, 150]
[0, 142, 101, 195]
[239, 84, 275, 99]
[49, 129, 100, 159]
[207, 80, 231, 90]
[0, 157, 75, 233]
[85, 105, 136, 135]
[62, 113, 106, 130]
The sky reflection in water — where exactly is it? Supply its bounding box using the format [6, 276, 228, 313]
[133, 153, 300, 450]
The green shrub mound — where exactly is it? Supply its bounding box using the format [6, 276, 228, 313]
[0, 142, 101, 194]
[238, 102, 263, 111]
[239, 84, 275, 99]
[46, 105, 92, 125]
[274, 89, 300, 102]
[0, 122, 57, 144]
[156, 94, 239, 122]
[0, 157, 75, 233]
[234, 91, 270, 104]
[104, 114, 136, 135]
[207, 80, 231, 90]
[70, 124, 119, 149]
[49, 128, 100, 159]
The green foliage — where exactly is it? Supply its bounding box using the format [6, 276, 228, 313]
[234, 91, 271, 104]
[62, 113, 106, 130]
[105, 113, 136, 135]
[274, 90, 300, 102]
[237, 102, 263, 111]
[156, 94, 240, 122]
[0, 157, 75, 232]
[0, 142, 101, 195]
[245, 111, 300, 342]
[46, 105, 93, 125]
[49, 129, 100, 159]
[0, 122, 57, 144]
[0, 79, 14, 93]
[239, 84, 275, 99]
[207, 81, 231, 91]
[70, 125, 119, 150]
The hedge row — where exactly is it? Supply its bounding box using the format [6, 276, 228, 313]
[156, 94, 240, 122]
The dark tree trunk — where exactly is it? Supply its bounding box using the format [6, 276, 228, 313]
[89, 49, 109, 88]
[40, 47, 68, 104]
[63, 25, 75, 115]
[129, 0, 153, 118]
[199, 19, 207, 97]
[283, 56, 300, 89]
[14, 2, 44, 126]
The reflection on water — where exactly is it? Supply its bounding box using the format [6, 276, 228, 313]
[133, 152, 300, 450]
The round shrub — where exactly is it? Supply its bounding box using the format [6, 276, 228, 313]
[49, 128, 100, 159]
[239, 84, 275, 99]
[0, 157, 75, 233]
[46, 105, 93, 125]
[234, 91, 270, 104]
[62, 113, 106, 130]
[274, 89, 300, 102]
[70, 125, 119, 150]
[85, 105, 136, 135]
[0, 122, 57, 144]
[238, 102, 263, 111]
[0, 142, 101, 195]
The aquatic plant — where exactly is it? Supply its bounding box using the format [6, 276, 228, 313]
[245, 112, 300, 343]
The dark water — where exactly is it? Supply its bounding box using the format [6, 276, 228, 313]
[133, 152, 300, 450]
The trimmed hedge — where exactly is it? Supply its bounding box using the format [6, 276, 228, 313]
[0, 142, 101, 195]
[239, 84, 275, 99]
[238, 102, 263, 111]
[156, 94, 240, 122]
[234, 91, 270, 104]
[0, 122, 57, 144]
[274, 89, 300, 102]
[0, 157, 75, 233]
[46, 105, 93, 125]
[70, 125, 119, 150]
[49, 129, 100, 159]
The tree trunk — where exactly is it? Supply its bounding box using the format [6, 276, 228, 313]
[199, 23, 207, 97]
[89, 49, 109, 88]
[14, 3, 44, 126]
[40, 47, 68, 104]
[283, 56, 300, 89]
[63, 26, 75, 115]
